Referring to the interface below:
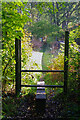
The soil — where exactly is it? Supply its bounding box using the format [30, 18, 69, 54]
[2, 91, 80, 120]
[2, 93, 64, 120]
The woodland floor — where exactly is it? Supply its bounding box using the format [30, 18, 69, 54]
[2, 91, 80, 120]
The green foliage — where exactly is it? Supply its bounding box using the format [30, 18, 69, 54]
[2, 1, 79, 93]
[43, 26, 79, 94]
[45, 26, 79, 94]
[68, 26, 80, 91]
[28, 19, 64, 44]
[44, 52, 64, 86]
[2, 2, 31, 91]
[21, 31, 32, 68]
[28, 20, 51, 38]
[2, 2, 42, 93]
[2, 96, 19, 117]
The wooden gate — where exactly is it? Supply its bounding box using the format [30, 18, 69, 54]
[15, 31, 69, 95]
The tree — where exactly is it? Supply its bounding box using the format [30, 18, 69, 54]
[35, 2, 79, 29]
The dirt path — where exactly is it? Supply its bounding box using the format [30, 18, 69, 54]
[29, 51, 43, 70]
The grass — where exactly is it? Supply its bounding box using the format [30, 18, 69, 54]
[42, 51, 53, 70]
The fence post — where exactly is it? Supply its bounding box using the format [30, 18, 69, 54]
[64, 31, 69, 94]
[15, 36, 21, 95]
[78, 46, 80, 105]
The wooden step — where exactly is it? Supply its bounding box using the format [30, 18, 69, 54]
[36, 81, 46, 114]
[36, 81, 46, 99]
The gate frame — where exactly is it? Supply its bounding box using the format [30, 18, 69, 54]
[15, 31, 69, 95]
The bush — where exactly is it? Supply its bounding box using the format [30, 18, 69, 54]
[43, 26, 80, 94]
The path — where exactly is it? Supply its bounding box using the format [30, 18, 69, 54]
[28, 51, 43, 70]
[25, 51, 43, 82]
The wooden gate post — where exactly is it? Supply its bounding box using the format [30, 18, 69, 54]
[64, 31, 69, 94]
[15, 36, 21, 95]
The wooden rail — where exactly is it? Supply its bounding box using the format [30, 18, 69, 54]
[21, 70, 64, 72]
[21, 85, 63, 88]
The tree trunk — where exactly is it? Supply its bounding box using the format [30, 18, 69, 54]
[56, 2, 59, 26]
[52, 2, 56, 24]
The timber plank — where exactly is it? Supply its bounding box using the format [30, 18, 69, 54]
[36, 81, 46, 114]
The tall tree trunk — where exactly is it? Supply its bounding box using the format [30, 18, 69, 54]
[31, 2, 34, 20]
[52, 2, 56, 24]
[62, 6, 66, 29]
[56, 2, 59, 26]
